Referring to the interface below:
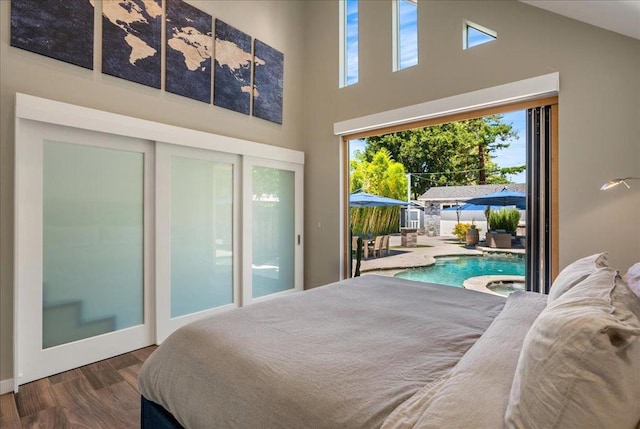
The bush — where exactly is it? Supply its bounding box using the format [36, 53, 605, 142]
[488, 208, 520, 233]
[453, 223, 472, 241]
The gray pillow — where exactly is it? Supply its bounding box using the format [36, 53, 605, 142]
[505, 267, 640, 429]
[547, 252, 608, 303]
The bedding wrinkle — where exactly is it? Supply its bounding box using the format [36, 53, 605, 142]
[139, 276, 506, 429]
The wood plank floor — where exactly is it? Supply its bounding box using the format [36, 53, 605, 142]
[0, 346, 157, 429]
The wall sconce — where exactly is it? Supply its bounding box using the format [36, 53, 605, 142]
[600, 177, 640, 190]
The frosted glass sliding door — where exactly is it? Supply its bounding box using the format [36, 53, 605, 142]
[243, 158, 303, 303]
[43, 142, 144, 348]
[156, 144, 239, 342]
[15, 121, 153, 388]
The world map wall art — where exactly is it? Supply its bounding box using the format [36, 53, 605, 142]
[213, 19, 252, 116]
[10, 0, 94, 70]
[9, 0, 285, 124]
[102, 0, 163, 89]
[166, 0, 212, 103]
[253, 40, 284, 125]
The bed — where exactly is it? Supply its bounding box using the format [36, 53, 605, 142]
[139, 257, 640, 429]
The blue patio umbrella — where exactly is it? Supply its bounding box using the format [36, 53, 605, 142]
[465, 188, 526, 209]
[349, 191, 409, 207]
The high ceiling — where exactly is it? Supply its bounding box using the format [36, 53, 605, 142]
[519, 1, 640, 40]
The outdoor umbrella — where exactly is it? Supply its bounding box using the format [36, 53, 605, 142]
[465, 188, 526, 209]
[349, 191, 409, 207]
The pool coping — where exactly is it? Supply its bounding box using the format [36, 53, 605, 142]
[463, 275, 526, 297]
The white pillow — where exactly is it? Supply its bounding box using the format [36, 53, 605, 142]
[623, 262, 640, 298]
[547, 252, 608, 303]
[505, 268, 640, 429]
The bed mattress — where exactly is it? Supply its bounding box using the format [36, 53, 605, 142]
[138, 275, 544, 429]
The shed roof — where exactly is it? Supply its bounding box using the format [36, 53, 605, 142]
[418, 183, 526, 201]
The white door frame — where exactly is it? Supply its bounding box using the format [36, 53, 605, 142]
[14, 120, 155, 389]
[242, 156, 304, 305]
[155, 143, 241, 343]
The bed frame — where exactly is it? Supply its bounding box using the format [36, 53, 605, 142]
[141, 396, 184, 429]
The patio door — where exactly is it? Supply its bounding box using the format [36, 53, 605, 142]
[14, 121, 154, 388]
[526, 106, 554, 293]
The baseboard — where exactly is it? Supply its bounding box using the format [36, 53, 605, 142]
[0, 378, 14, 394]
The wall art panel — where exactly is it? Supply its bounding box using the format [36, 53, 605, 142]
[102, 0, 162, 89]
[166, 0, 212, 103]
[213, 20, 252, 115]
[10, 0, 94, 69]
[253, 40, 284, 124]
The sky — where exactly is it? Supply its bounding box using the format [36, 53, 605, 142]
[349, 109, 528, 184]
[345, 0, 359, 85]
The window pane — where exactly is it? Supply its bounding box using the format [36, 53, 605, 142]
[398, 0, 418, 69]
[43, 141, 144, 348]
[171, 157, 233, 317]
[466, 25, 496, 49]
[345, 0, 359, 85]
[252, 167, 295, 298]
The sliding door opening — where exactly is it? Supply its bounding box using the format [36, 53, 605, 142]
[343, 99, 557, 294]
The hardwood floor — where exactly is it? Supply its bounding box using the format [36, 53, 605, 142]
[0, 346, 157, 429]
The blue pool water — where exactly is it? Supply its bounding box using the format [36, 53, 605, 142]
[394, 255, 525, 288]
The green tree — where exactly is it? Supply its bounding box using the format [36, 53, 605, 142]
[350, 149, 408, 235]
[364, 115, 522, 199]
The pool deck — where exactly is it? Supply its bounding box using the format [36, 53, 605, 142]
[358, 234, 525, 277]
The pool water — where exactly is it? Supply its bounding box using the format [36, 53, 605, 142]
[394, 255, 525, 288]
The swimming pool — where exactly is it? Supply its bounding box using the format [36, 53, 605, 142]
[394, 255, 525, 288]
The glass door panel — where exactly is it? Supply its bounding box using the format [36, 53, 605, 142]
[171, 157, 234, 316]
[252, 167, 295, 298]
[243, 158, 303, 303]
[155, 144, 239, 342]
[43, 141, 144, 348]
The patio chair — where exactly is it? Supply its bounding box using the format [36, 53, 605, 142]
[381, 235, 390, 256]
[368, 236, 383, 258]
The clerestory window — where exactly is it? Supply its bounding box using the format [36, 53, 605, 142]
[464, 20, 497, 49]
[340, 0, 359, 87]
[393, 0, 418, 71]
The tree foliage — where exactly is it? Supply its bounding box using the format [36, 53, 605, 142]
[350, 148, 407, 199]
[350, 148, 408, 235]
[363, 115, 523, 199]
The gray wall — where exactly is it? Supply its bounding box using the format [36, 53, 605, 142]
[302, 0, 640, 289]
[0, 0, 305, 383]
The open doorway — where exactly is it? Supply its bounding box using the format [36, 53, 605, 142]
[344, 99, 557, 294]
